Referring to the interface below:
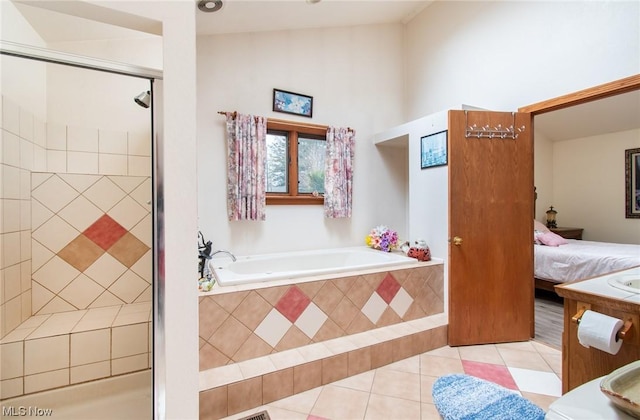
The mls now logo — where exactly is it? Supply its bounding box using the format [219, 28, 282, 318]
[2, 406, 53, 416]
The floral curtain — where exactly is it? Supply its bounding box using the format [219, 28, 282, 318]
[225, 113, 267, 221]
[324, 126, 355, 218]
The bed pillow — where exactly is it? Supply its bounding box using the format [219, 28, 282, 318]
[537, 231, 568, 247]
[534, 219, 550, 233]
[533, 220, 550, 244]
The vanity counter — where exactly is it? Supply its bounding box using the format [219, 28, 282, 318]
[555, 266, 640, 393]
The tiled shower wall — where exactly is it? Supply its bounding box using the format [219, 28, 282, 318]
[0, 94, 151, 338]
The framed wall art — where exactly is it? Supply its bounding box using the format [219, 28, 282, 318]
[421, 130, 448, 169]
[273, 89, 313, 118]
[625, 147, 640, 218]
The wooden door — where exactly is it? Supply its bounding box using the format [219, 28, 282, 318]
[448, 110, 534, 346]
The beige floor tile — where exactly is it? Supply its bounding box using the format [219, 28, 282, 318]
[496, 340, 538, 352]
[419, 354, 464, 377]
[371, 369, 421, 401]
[310, 385, 370, 419]
[364, 393, 421, 420]
[269, 387, 322, 414]
[379, 354, 420, 374]
[420, 375, 437, 404]
[498, 347, 553, 372]
[332, 370, 375, 392]
[457, 344, 504, 365]
[424, 345, 460, 360]
[540, 351, 562, 375]
[421, 402, 442, 420]
[532, 340, 561, 355]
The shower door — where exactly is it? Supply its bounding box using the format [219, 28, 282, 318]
[0, 47, 156, 418]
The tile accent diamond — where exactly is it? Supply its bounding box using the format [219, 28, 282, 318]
[389, 287, 413, 318]
[376, 273, 401, 304]
[361, 293, 387, 325]
[255, 309, 292, 348]
[276, 286, 311, 323]
[295, 303, 328, 339]
[58, 235, 104, 272]
[107, 232, 149, 268]
[84, 214, 127, 251]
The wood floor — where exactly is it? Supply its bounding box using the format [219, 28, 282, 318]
[534, 290, 564, 349]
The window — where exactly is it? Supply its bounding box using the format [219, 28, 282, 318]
[265, 119, 327, 204]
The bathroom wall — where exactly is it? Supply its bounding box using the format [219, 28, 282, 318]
[0, 93, 45, 336]
[405, 1, 639, 247]
[552, 129, 640, 244]
[405, 1, 639, 117]
[196, 24, 408, 256]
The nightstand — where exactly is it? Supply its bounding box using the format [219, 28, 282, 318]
[550, 227, 583, 240]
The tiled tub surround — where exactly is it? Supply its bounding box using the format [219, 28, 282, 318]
[0, 302, 152, 399]
[199, 263, 446, 418]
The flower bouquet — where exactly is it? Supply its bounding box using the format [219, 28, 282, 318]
[365, 225, 399, 252]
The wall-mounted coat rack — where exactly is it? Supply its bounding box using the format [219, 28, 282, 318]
[465, 111, 525, 139]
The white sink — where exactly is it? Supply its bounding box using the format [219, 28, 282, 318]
[608, 274, 640, 294]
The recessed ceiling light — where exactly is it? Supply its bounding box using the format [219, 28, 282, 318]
[306, 0, 322, 3]
[198, 0, 223, 13]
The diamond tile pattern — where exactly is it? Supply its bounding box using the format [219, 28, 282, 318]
[376, 273, 401, 304]
[58, 235, 104, 272]
[276, 286, 311, 323]
[200, 267, 442, 370]
[84, 214, 127, 251]
[31, 174, 151, 313]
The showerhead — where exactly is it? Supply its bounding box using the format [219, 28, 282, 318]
[134, 91, 151, 108]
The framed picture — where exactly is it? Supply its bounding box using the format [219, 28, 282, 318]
[421, 130, 448, 169]
[273, 89, 313, 118]
[625, 147, 640, 218]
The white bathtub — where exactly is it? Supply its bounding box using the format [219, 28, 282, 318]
[209, 246, 420, 286]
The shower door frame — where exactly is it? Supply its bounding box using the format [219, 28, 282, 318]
[0, 40, 164, 419]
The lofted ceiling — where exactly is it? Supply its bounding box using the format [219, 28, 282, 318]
[9, 1, 640, 142]
[533, 90, 640, 142]
[12, 0, 433, 42]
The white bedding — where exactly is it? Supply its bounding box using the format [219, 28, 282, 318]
[534, 239, 640, 283]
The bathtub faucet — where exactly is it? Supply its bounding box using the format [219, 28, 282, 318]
[211, 250, 237, 262]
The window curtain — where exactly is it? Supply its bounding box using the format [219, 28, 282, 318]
[324, 126, 355, 218]
[225, 113, 267, 221]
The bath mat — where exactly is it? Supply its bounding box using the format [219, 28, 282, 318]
[432, 374, 545, 420]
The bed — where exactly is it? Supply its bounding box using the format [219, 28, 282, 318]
[534, 238, 640, 293]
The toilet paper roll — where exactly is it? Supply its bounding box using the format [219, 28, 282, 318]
[577, 310, 624, 355]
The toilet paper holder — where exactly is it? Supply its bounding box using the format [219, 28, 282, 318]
[572, 307, 634, 342]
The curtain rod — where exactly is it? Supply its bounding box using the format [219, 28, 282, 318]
[217, 111, 353, 132]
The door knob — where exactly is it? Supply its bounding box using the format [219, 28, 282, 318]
[452, 236, 463, 246]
